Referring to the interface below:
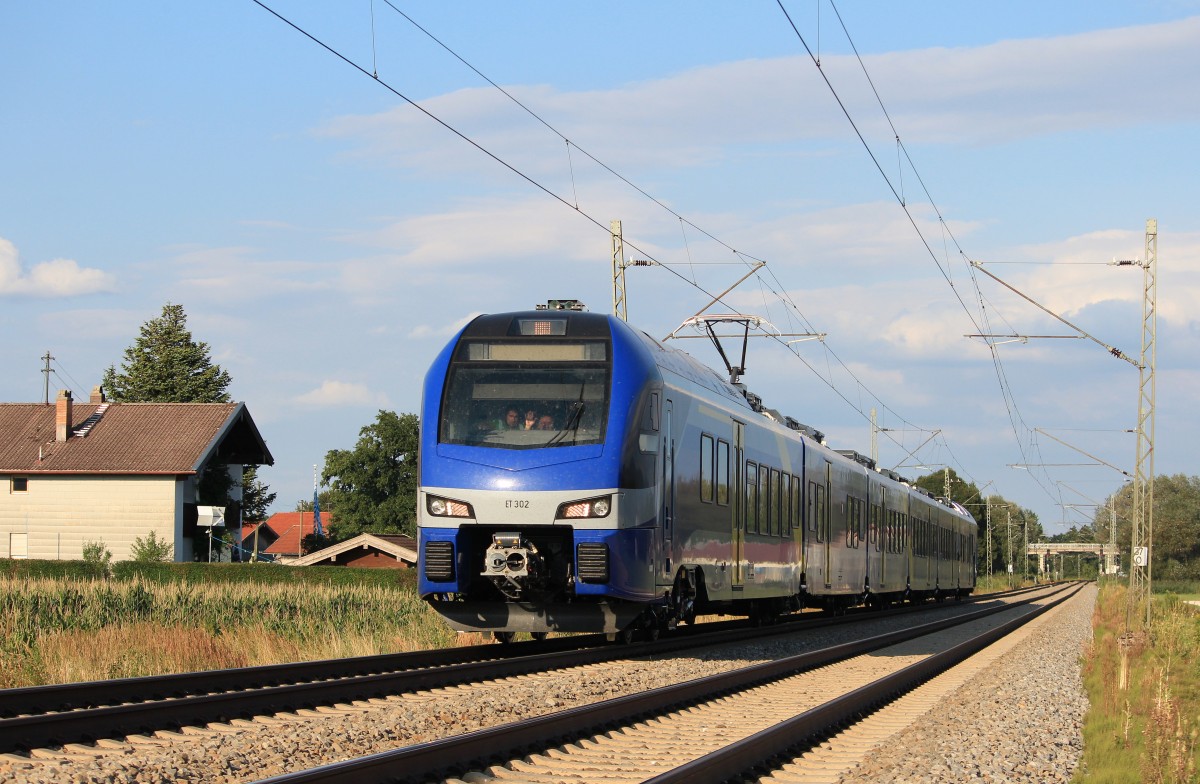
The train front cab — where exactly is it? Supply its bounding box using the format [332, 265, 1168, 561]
[417, 310, 669, 636]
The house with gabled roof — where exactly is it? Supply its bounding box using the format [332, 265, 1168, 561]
[0, 386, 273, 562]
[290, 532, 417, 569]
[240, 510, 326, 561]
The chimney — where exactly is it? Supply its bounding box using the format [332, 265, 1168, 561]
[89, 385, 106, 404]
[56, 389, 73, 442]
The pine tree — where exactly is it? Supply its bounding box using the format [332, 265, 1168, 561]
[101, 303, 232, 403]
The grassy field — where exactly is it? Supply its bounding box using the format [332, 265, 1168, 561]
[0, 567, 483, 688]
[1076, 581, 1199, 783]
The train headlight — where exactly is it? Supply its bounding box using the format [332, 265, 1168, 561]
[556, 495, 612, 519]
[427, 495, 474, 518]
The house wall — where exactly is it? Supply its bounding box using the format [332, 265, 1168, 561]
[1, 474, 180, 562]
[340, 550, 411, 569]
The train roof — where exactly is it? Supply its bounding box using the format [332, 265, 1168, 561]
[461, 308, 973, 513]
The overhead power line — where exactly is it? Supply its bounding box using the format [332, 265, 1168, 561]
[254, 0, 989, 491]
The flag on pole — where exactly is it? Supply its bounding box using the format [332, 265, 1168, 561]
[313, 487, 324, 538]
[312, 463, 324, 539]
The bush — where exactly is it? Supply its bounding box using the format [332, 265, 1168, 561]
[81, 540, 113, 578]
[0, 558, 418, 590]
[130, 531, 174, 563]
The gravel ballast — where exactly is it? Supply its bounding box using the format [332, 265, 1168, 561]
[0, 587, 1094, 784]
[836, 582, 1095, 784]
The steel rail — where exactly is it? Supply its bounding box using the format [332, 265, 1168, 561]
[0, 583, 1052, 754]
[645, 582, 1081, 783]
[252, 582, 1080, 784]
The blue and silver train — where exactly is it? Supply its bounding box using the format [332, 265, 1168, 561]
[418, 302, 977, 640]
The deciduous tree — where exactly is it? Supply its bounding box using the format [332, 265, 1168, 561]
[322, 411, 419, 539]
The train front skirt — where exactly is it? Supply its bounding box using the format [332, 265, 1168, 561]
[428, 598, 647, 635]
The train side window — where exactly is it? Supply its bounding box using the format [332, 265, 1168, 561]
[760, 466, 770, 536]
[762, 467, 773, 536]
[777, 470, 787, 533]
[849, 497, 858, 548]
[872, 503, 882, 552]
[770, 469, 781, 536]
[699, 433, 714, 504]
[646, 392, 660, 431]
[792, 475, 802, 536]
[716, 440, 730, 506]
[812, 482, 824, 542]
[746, 462, 759, 535]
[807, 482, 816, 533]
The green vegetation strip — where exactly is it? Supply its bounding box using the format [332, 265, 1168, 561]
[1077, 581, 1199, 784]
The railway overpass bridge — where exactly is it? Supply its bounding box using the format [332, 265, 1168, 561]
[1027, 542, 1115, 577]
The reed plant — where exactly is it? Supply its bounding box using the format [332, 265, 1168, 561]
[0, 573, 473, 688]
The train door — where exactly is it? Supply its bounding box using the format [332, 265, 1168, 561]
[822, 461, 832, 588]
[870, 482, 883, 592]
[732, 420, 745, 589]
[659, 400, 674, 580]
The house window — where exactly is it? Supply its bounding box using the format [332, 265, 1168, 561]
[11, 478, 28, 493]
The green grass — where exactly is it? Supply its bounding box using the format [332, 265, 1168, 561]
[0, 560, 468, 688]
[1075, 582, 1200, 783]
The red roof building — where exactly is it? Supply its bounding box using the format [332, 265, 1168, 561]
[1, 386, 273, 562]
[243, 511, 327, 560]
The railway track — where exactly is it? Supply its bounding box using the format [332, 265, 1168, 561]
[0, 584, 1058, 763]
[244, 582, 1083, 784]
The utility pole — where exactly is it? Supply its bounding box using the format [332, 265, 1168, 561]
[611, 220, 627, 321]
[1108, 498, 1118, 576]
[985, 503, 993, 591]
[610, 219, 654, 323]
[1023, 519, 1029, 585]
[41, 351, 53, 405]
[1007, 509, 1013, 589]
[1127, 218, 1157, 628]
[870, 408, 878, 465]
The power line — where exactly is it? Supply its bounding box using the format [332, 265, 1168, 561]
[373, 0, 956, 452]
[255, 1, 1000, 499]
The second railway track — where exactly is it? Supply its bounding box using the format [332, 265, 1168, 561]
[0, 583, 1078, 783]
[0, 584, 1051, 757]
[266, 582, 1084, 784]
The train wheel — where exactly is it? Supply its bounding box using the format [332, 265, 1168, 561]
[530, 631, 549, 641]
[494, 631, 517, 644]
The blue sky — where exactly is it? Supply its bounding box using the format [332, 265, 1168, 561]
[3, 2, 1197, 534]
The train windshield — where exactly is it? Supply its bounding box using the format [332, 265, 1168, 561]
[439, 340, 610, 449]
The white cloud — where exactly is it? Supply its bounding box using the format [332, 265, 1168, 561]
[0, 237, 116, 297]
[292, 380, 388, 408]
[407, 311, 483, 339]
[166, 244, 330, 300]
[316, 16, 1200, 180]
